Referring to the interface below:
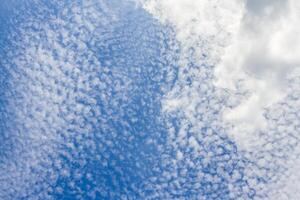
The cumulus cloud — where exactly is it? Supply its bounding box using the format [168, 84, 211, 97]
[215, 0, 300, 136]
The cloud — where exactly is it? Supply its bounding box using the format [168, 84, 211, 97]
[215, 0, 300, 137]
[245, 0, 287, 16]
[141, 0, 300, 199]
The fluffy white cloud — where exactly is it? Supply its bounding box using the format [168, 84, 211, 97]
[216, 0, 300, 138]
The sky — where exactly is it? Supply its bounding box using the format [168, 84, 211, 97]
[142, 0, 300, 198]
[0, 0, 300, 199]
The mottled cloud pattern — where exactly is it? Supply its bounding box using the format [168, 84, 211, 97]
[0, 0, 300, 199]
[142, 0, 300, 199]
[0, 1, 178, 199]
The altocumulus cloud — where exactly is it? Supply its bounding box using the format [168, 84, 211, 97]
[1, 0, 300, 199]
[141, 0, 300, 199]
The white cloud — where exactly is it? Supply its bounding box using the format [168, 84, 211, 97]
[140, 0, 300, 199]
[142, 0, 300, 142]
[215, 0, 300, 137]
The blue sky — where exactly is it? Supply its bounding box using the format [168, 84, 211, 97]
[0, 0, 300, 199]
